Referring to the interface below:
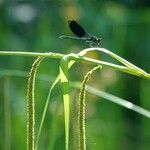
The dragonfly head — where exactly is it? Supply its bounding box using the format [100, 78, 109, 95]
[96, 38, 101, 44]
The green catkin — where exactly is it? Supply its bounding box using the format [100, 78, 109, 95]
[78, 65, 101, 150]
[27, 57, 44, 150]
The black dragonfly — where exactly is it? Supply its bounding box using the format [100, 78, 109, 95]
[59, 20, 101, 47]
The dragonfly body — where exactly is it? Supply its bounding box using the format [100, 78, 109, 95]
[59, 20, 101, 47]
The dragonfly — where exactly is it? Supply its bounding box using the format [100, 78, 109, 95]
[59, 20, 101, 47]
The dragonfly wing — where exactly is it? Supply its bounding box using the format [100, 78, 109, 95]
[68, 20, 88, 37]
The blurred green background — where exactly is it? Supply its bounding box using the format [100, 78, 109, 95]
[0, 0, 150, 150]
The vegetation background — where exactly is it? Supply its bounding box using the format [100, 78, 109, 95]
[0, 0, 150, 150]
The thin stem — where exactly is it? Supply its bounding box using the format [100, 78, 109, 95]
[3, 77, 11, 150]
[0, 49, 149, 79]
[0, 51, 64, 58]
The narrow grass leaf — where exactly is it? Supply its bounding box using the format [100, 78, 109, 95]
[59, 56, 70, 150]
